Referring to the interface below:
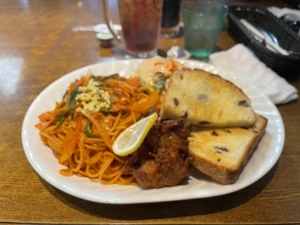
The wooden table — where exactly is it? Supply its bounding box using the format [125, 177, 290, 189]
[0, 0, 299, 224]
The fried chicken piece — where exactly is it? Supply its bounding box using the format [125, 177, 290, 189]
[124, 119, 191, 188]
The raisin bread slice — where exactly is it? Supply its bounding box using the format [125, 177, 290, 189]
[188, 114, 267, 184]
[160, 69, 256, 127]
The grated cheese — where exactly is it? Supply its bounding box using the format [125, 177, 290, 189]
[75, 79, 111, 112]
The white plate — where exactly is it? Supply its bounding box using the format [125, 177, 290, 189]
[22, 59, 285, 204]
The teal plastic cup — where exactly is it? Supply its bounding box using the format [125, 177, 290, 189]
[183, 1, 228, 58]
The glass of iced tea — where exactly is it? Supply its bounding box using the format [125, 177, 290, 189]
[102, 0, 163, 58]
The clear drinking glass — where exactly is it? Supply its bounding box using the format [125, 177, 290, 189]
[102, 0, 163, 58]
[183, 0, 228, 58]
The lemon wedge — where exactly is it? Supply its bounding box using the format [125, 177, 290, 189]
[112, 113, 158, 156]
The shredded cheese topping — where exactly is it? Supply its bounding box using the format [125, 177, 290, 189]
[75, 79, 111, 112]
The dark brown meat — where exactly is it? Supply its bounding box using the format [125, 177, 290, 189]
[124, 119, 192, 188]
[143, 106, 160, 117]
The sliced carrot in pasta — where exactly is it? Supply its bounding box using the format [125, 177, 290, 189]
[35, 120, 53, 131]
[38, 111, 54, 122]
[59, 128, 76, 163]
[130, 91, 160, 113]
[110, 104, 127, 112]
[125, 77, 140, 91]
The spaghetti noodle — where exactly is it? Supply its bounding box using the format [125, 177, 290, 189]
[36, 73, 160, 185]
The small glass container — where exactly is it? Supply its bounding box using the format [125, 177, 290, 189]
[96, 32, 113, 48]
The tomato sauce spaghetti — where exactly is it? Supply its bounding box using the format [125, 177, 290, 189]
[36, 73, 160, 185]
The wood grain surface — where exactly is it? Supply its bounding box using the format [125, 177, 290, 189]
[0, 0, 299, 224]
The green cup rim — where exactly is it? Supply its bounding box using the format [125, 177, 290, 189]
[183, 1, 228, 16]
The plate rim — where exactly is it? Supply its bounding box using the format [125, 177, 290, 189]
[21, 59, 285, 204]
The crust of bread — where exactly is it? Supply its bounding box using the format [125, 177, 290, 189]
[188, 114, 268, 184]
[160, 68, 256, 128]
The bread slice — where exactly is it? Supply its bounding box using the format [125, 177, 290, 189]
[160, 69, 256, 127]
[188, 114, 268, 184]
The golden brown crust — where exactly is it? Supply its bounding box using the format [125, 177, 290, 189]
[189, 115, 268, 184]
[160, 68, 256, 127]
